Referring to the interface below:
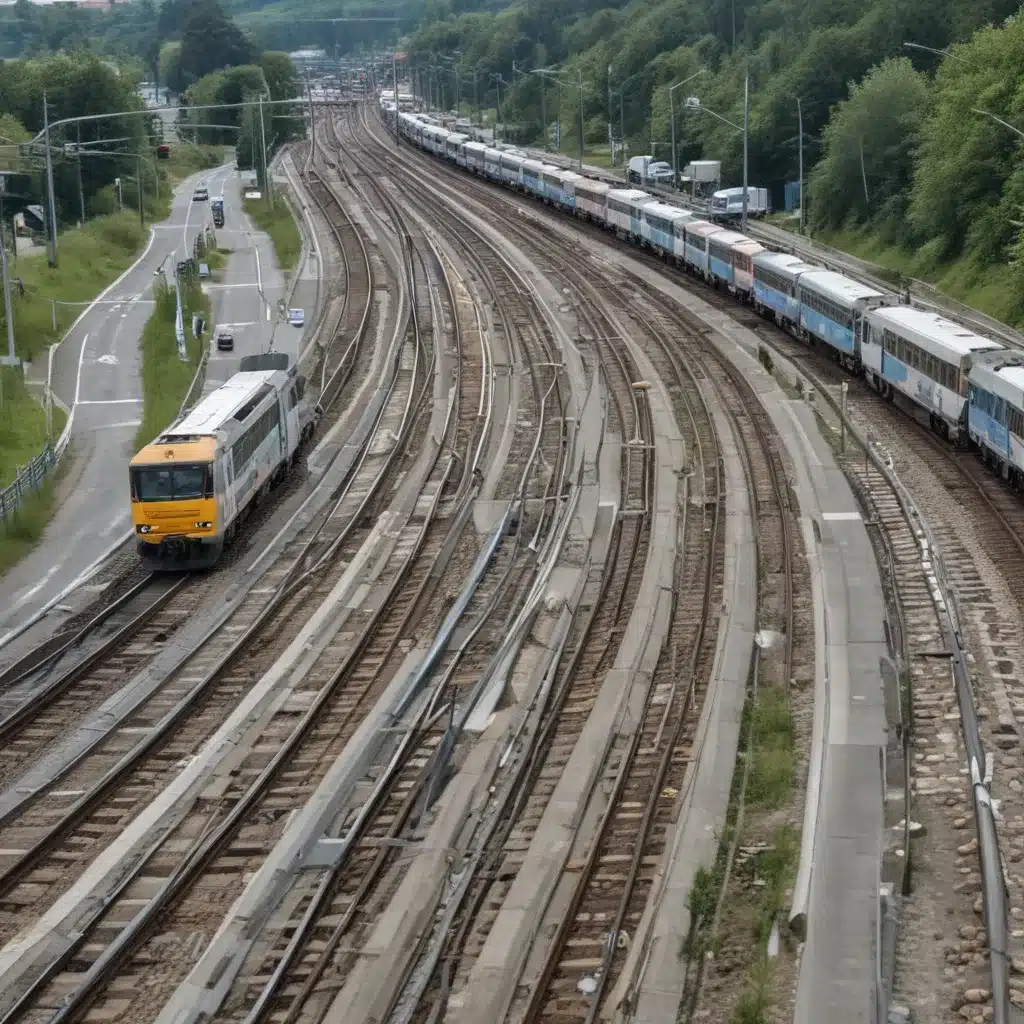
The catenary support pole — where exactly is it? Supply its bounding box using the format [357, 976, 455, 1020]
[43, 92, 58, 267]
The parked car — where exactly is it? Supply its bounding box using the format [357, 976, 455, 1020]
[216, 330, 234, 351]
[288, 308, 304, 327]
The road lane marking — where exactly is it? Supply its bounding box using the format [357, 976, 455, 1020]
[76, 399, 143, 405]
[92, 420, 142, 430]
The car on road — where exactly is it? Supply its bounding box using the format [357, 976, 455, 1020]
[216, 330, 234, 352]
[193, 185, 209, 202]
[288, 308, 304, 327]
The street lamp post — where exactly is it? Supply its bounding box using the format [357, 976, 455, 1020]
[607, 65, 613, 162]
[742, 71, 749, 232]
[797, 96, 804, 233]
[685, 80, 749, 230]
[971, 107, 1024, 141]
[578, 67, 584, 171]
[43, 92, 58, 267]
[668, 70, 706, 191]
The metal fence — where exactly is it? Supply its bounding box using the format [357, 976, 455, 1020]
[0, 441, 57, 522]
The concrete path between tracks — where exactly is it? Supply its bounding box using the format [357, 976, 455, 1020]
[604, 250, 888, 1024]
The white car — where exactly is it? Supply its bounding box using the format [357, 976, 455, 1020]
[288, 308, 304, 327]
[192, 186, 209, 202]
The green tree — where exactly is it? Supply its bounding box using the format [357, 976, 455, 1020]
[178, 0, 253, 85]
[809, 57, 930, 232]
[910, 14, 1024, 262]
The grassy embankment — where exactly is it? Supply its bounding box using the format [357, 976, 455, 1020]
[0, 146, 224, 573]
[134, 272, 208, 450]
[243, 189, 302, 272]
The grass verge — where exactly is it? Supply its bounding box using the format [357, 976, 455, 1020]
[0, 365, 68, 574]
[134, 274, 208, 451]
[243, 190, 302, 273]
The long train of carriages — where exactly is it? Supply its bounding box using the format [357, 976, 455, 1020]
[129, 353, 320, 570]
[386, 99, 1024, 493]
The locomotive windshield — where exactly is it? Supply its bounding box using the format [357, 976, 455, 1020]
[131, 463, 212, 502]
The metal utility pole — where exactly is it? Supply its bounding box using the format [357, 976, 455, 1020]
[306, 70, 316, 160]
[136, 154, 144, 227]
[258, 94, 272, 210]
[607, 65, 612, 162]
[540, 76, 548, 151]
[76, 122, 86, 224]
[43, 91, 58, 267]
[670, 84, 680, 190]
[578, 67, 584, 172]
[741, 71, 749, 233]
[0, 211, 16, 368]
[494, 76, 504, 143]
[392, 50, 400, 143]
[797, 96, 804, 233]
[619, 90, 625, 163]
[859, 135, 869, 207]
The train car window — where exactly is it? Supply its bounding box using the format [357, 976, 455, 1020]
[1008, 404, 1024, 438]
[288, 386, 297, 410]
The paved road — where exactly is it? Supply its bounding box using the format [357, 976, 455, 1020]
[0, 162, 305, 641]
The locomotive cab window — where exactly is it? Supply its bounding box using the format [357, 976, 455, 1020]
[132, 462, 212, 502]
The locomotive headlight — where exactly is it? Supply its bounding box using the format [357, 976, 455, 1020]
[137, 524, 152, 534]
[193, 521, 212, 529]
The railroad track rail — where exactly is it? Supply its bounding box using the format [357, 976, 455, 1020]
[0, 124, 458, 1022]
[355, 105, 813, 1023]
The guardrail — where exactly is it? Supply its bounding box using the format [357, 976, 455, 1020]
[0, 443, 57, 522]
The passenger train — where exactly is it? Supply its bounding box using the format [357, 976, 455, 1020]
[129, 353, 320, 569]
[386, 101, 1024, 491]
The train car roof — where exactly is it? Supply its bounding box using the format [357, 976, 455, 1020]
[684, 219, 725, 239]
[797, 270, 885, 306]
[575, 178, 611, 193]
[131, 435, 216, 466]
[606, 188, 653, 202]
[446, 133, 470, 144]
[754, 252, 810, 270]
[642, 201, 691, 221]
[521, 158, 547, 172]
[707, 229, 749, 247]
[867, 306, 1002, 359]
[166, 369, 285, 438]
[970, 350, 1024, 408]
[464, 140, 488, 151]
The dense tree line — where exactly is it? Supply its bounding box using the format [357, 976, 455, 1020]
[407, 0, 1024, 306]
[0, 0, 303, 228]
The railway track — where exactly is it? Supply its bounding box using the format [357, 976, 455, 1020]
[355, 105, 815, 1022]
[0, 121, 463, 1022]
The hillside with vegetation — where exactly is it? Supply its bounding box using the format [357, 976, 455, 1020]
[408, 0, 1024, 322]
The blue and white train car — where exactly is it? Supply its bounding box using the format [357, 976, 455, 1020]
[483, 147, 503, 181]
[752, 254, 818, 328]
[797, 271, 887, 365]
[521, 159, 547, 199]
[863, 307, 1002, 439]
[605, 189, 653, 238]
[538, 166, 569, 204]
[706, 230, 749, 288]
[422, 125, 450, 157]
[576, 179, 610, 223]
[554, 170, 584, 212]
[446, 133, 470, 163]
[681, 220, 724, 277]
[640, 202, 690, 259]
[463, 141, 488, 174]
[499, 151, 527, 187]
[969, 350, 1024, 486]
